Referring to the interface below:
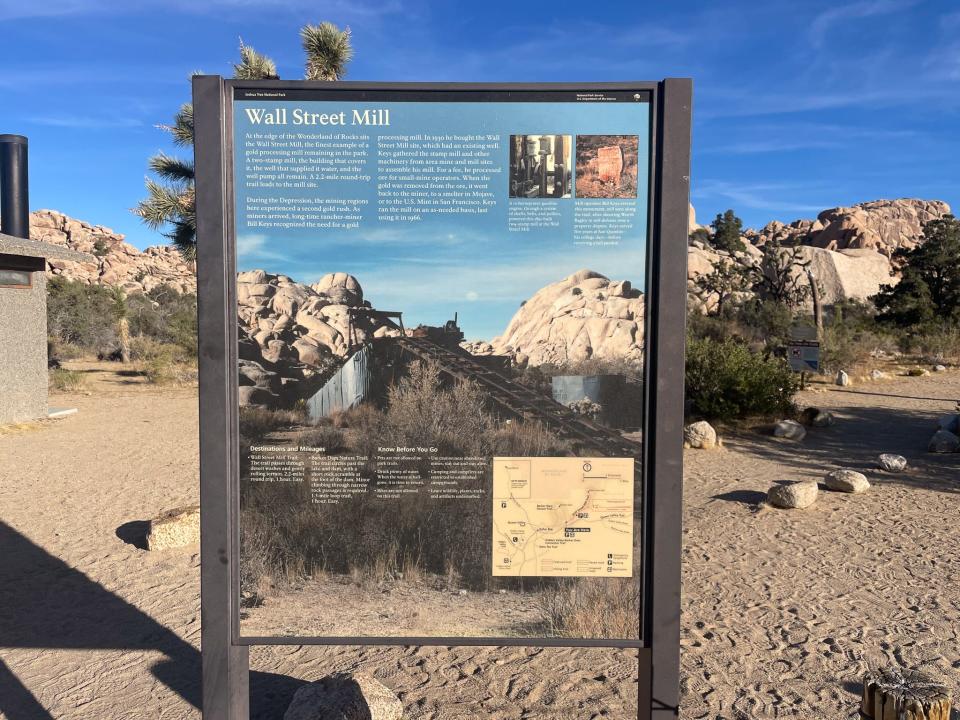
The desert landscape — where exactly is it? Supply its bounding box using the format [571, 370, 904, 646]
[1, 360, 957, 718]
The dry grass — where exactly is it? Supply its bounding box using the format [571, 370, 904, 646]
[538, 577, 640, 639]
[239, 405, 308, 439]
[49, 367, 86, 391]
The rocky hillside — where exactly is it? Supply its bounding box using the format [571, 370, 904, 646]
[466, 269, 645, 367]
[745, 199, 950, 256]
[29, 209, 195, 294]
[688, 198, 952, 308]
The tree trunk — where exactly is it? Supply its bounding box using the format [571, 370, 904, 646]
[861, 668, 951, 720]
[806, 268, 823, 339]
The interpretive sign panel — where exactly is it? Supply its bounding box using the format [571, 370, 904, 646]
[194, 77, 690, 720]
[230, 86, 653, 643]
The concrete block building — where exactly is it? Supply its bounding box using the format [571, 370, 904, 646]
[0, 233, 92, 424]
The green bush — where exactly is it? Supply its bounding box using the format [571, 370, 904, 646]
[127, 285, 198, 355]
[46, 277, 122, 353]
[686, 337, 798, 421]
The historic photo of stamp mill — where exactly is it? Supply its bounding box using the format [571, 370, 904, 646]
[575, 135, 639, 199]
[508, 135, 572, 199]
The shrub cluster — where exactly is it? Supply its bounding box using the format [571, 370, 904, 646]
[686, 337, 798, 421]
[47, 279, 198, 383]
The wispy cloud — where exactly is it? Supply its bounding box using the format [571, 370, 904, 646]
[28, 114, 143, 129]
[693, 180, 826, 215]
[237, 233, 291, 263]
[0, 0, 401, 21]
[701, 122, 920, 154]
[809, 0, 917, 48]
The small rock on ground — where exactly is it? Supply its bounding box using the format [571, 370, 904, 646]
[767, 480, 819, 509]
[878, 453, 907, 472]
[284, 673, 403, 720]
[147, 505, 200, 550]
[836, 370, 852, 386]
[824, 469, 870, 493]
[928, 429, 960, 454]
[800, 408, 834, 427]
[773, 419, 807, 441]
[684, 420, 718, 449]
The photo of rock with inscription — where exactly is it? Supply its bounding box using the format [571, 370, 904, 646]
[575, 135, 639, 199]
[236, 267, 645, 640]
[508, 134, 572, 198]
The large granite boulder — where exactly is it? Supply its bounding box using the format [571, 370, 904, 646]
[489, 269, 645, 366]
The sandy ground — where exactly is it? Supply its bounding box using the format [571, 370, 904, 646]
[681, 372, 960, 719]
[0, 361, 958, 719]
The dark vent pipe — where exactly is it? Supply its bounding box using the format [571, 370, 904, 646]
[0, 134, 29, 239]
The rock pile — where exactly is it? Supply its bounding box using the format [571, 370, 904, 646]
[237, 270, 401, 407]
[30, 209, 195, 294]
[755, 199, 951, 257]
[488, 269, 644, 366]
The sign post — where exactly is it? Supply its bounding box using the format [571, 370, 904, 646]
[195, 76, 691, 719]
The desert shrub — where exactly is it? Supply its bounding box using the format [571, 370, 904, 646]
[239, 405, 307, 440]
[47, 338, 85, 362]
[907, 326, 960, 362]
[46, 277, 122, 352]
[127, 336, 196, 384]
[297, 424, 346, 452]
[538, 578, 639, 638]
[49, 368, 86, 391]
[385, 360, 493, 456]
[486, 420, 571, 457]
[127, 286, 198, 355]
[686, 337, 798, 421]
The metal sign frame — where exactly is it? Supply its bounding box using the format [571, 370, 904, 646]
[194, 75, 691, 719]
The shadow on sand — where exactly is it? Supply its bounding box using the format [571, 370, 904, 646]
[0, 521, 306, 719]
[726, 403, 960, 495]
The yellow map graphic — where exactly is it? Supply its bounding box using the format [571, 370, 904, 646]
[492, 456, 634, 577]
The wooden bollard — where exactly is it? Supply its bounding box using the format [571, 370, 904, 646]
[861, 667, 951, 720]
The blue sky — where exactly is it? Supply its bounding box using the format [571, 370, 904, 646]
[1, 0, 958, 248]
[234, 98, 650, 338]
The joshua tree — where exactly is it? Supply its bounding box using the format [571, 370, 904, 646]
[135, 25, 353, 258]
[301, 22, 354, 81]
[693, 260, 749, 317]
[749, 237, 811, 307]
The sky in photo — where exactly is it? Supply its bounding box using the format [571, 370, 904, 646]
[1, 1, 958, 308]
[234, 97, 649, 338]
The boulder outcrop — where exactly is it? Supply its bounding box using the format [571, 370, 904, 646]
[488, 269, 644, 367]
[688, 199, 951, 310]
[236, 270, 402, 406]
[30, 209, 196, 294]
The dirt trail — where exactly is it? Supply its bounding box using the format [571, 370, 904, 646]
[1, 362, 957, 719]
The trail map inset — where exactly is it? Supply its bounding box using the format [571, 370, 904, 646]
[492, 457, 634, 577]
